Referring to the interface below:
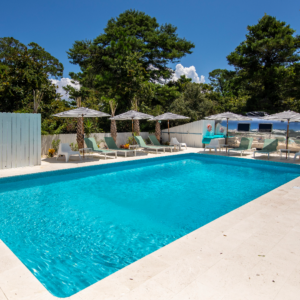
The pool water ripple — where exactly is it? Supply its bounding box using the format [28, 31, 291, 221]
[0, 154, 299, 297]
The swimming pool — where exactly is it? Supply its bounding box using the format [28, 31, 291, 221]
[1, 154, 299, 298]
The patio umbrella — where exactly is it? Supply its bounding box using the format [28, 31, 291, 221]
[110, 110, 153, 135]
[205, 112, 251, 144]
[149, 112, 190, 142]
[262, 110, 300, 159]
[53, 107, 110, 153]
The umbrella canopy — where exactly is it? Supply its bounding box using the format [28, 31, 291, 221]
[149, 112, 190, 142]
[205, 112, 251, 144]
[262, 110, 300, 159]
[53, 107, 110, 118]
[262, 110, 300, 121]
[110, 110, 153, 133]
[149, 112, 190, 121]
[110, 110, 153, 121]
[205, 112, 251, 121]
[53, 107, 110, 152]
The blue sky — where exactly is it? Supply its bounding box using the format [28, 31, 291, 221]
[1, 0, 299, 90]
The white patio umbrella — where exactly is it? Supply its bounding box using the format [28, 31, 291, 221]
[205, 112, 251, 144]
[53, 107, 111, 118]
[262, 110, 300, 159]
[149, 112, 190, 142]
[53, 107, 110, 154]
[110, 110, 153, 134]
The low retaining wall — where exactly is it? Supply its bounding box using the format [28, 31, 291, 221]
[41, 132, 149, 155]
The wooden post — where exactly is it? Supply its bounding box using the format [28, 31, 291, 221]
[131, 118, 135, 145]
[155, 120, 161, 142]
[168, 120, 170, 143]
[132, 118, 133, 133]
[226, 118, 229, 145]
[286, 119, 290, 159]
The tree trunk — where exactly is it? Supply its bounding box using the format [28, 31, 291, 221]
[155, 121, 160, 142]
[110, 120, 117, 143]
[77, 117, 84, 149]
[133, 119, 140, 136]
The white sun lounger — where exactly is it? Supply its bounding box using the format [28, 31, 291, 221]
[170, 137, 187, 150]
[294, 151, 300, 161]
[203, 139, 221, 152]
[57, 143, 82, 162]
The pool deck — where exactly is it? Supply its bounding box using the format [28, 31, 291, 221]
[0, 148, 300, 300]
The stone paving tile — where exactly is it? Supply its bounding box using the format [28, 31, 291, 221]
[21, 291, 57, 300]
[196, 259, 250, 296]
[151, 255, 209, 294]
[108, 255, 170, 291]
[0, 255, 22, 276]
[0, 265, 47, 300]
[0, 241, 13, 258]
[180, 226, 221, 246]
[274, 282, 300, 300]
[170, 280, 224, 300]
[117, 279, 175, 300]
[184, 244, 226, 269]
[0, 288, 8, 300]
[152, 239, 202, 265]
[74, 276, 130, 300]
[234, 261, 295, 300]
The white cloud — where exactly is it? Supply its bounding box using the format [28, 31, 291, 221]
[172, 64, 205, 83]
[50, 78, 80, 100]
[51, 64, 204, 98]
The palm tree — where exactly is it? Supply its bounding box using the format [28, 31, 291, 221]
[155, 120, 161, 142]
[33, 89, 44, 113]
[131, 97, 140, 136]
[152, 105, 164, 142]
[109, 99, 118, 142]
[76, 97, 84, 149]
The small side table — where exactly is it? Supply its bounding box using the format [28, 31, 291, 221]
[129, 144, 139, 150]
[79, 148, 92, 159]
[280, 149, 291, 159]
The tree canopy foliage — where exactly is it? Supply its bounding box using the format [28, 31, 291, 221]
[225, 14, 300, 112]
[0, 37, 64, 112]
[67, 10, 195, 110]
[0, 37, 76, 134]
[1, 12, 300, 136]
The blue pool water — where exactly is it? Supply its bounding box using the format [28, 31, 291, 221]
[0, 154, 300, 298]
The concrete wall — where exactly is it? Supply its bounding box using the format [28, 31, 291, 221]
[161, 120, 215, 147]
[42, 132, 149, 155]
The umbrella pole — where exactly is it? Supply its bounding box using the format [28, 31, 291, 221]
[286, 119, 290, 159]
[226, 118, 229, 145]
[82, 115, 84, 158]
[168, 120, 170, 143]
[132, 118, 135, 145]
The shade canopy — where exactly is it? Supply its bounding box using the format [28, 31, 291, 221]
[205, 112, 251, 121]
[262, 111, 300, 159]
[149, 112, 190, 121]
[148, 112, 189, 143]
[53, 107, 110, 118]
[205, 112, 251, 145]
[53, 107, 110, 155]
[262, 110, 300, 122]
[110, 110, 153, 120]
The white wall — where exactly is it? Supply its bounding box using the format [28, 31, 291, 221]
[161, 120, 215, 147]
[0, 113, 41, 169]
[41, 132, 149, 155]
